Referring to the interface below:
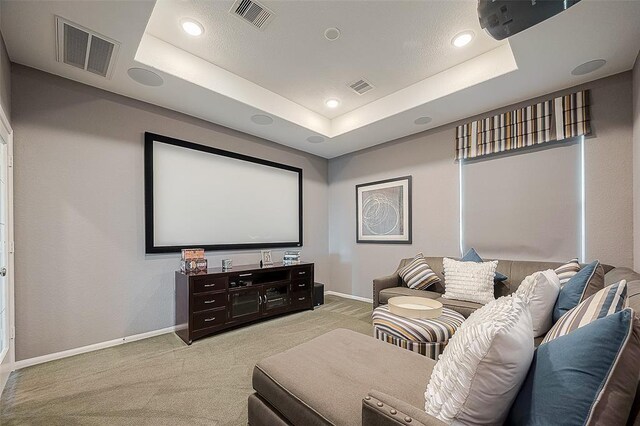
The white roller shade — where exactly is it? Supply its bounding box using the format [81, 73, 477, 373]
[462, 142, 581, 261]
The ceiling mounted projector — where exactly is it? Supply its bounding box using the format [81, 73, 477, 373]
[478, 0, 582, 40]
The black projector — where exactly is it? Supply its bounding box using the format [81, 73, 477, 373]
[478, 0, 582, 40]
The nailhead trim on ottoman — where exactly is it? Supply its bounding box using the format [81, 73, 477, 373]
[372, 305, 465, 360]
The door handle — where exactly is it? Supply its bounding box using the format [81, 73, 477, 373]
[0, 267, 6, 277]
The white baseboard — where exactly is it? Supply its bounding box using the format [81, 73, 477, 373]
[325, 290, 373, 303]
[14, 293, 371, 370]
[14, 325, 177, 370]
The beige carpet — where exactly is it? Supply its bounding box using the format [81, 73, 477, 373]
[1, 295, 373, 426]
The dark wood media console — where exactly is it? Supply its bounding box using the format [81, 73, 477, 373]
[175, 262, 314, 344]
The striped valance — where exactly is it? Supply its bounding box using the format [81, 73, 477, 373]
[456, 90, 591, 160]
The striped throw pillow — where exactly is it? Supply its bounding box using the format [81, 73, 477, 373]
[543, 280, 627, 343]
[398, 253, 441, 290]
[554, 258, 581, 285]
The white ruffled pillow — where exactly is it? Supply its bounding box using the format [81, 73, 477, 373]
[442, 257, 497, 305]
[425, 296, 534, 425]
[515, 269, 560, 337]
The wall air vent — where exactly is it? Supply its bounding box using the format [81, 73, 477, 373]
[348, 78, 374, 95]
[230, 0, 274, 30]
[55, 17, 120, 78]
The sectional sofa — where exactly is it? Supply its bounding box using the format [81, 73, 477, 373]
[248, 257, 640, 425]
[374, 257, 640, 344]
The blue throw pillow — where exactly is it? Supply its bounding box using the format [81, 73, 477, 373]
[461, 248, 508, 282]
[506, 309, 636, 426]
[552, 260, 598, 323]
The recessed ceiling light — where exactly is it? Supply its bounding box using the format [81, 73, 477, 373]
[307, 136, 325, 143]
[127, 68, 164, 87]
[250, 114, 273, 125]
[324, 27, 341, 41]
[325, 99, 340, 108]
[181, 19, 204, 37]
[571, 59, 606, 76]
[452, 31, 474, 48]
[414, 116, 432, 125]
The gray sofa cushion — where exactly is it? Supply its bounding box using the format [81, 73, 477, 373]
[378, 288, 482, 318]
[434, 297, 483, 318]
[252, 328, 436, 426]
[605, 267, 640, 286]
[379, 287, 441, 305]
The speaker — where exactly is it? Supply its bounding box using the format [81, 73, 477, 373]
[478, 0, 582, 41]
[313, 282, 324, 307]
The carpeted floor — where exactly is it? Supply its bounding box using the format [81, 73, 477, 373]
[0, 295, 373, 425]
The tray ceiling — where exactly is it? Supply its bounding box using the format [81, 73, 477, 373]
[2, 0, 640, 158]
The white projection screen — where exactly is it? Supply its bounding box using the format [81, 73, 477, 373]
[144, 133, 302, 253]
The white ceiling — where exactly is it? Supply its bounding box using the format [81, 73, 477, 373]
[2, 0, 640, 159]
[146, 0, 507, 119]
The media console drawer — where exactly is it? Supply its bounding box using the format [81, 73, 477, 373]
[192, 276, 228, 293]
[292, 293, 311, 306]
[292, 266, 312, 279]
[176, 262, 314, 345]
[193, 308, 226, 330]
[291, 279, 311, 292]
[192, 292, 227, 312]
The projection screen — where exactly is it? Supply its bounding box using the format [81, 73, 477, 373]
[144, 133, 302, 253]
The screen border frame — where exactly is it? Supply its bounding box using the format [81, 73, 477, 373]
[144, 132, 303, 254]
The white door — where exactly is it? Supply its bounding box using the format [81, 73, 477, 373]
[0, 108, 13, 393]
[0, 143, 6, 353]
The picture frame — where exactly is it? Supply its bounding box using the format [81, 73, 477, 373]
[356, 176, 412, 244]
[261, 250, 274, 266]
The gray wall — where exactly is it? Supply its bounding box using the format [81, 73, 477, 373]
[634, 54, 640, 271]
[12, 65, 329, 361]
[328, 72, 634, 299]
[11, 63, 636, 359]
[0, 27, 10, 118]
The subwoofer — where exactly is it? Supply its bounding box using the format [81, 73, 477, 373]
[313, 282, 324, 307]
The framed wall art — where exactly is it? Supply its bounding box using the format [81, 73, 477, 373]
[356, 176, 412, 244]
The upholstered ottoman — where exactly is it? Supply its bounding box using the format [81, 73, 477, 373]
[372, 305, 465, 359]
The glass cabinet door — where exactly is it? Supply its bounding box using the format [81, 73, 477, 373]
[230, 288, 260, 320]
[263, 283, 289, 313]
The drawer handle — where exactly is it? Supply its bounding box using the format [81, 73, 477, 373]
[239, 273, 252, 277]
[204, 317, 216, 322]
[203, 283, 216, 288]
[298, 283, 306, 287]
[298, 297, 305, 301]
[298, 271, 306, 275]
[204, 299, 216, 304]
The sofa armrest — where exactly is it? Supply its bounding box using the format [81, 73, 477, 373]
[362, 390, 446, 426]
[373, 273, 401, 308]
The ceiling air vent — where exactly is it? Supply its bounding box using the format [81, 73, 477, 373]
[230, 0, 274, 30]
[56, 17, 120, 78]
[348, 79, 374, 95]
